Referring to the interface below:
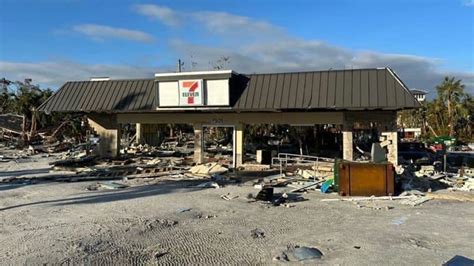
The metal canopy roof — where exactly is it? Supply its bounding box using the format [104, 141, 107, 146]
[410, 89, 427, 95]
[38, 67, 420, 113]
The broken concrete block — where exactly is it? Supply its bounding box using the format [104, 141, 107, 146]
[189, 162, 228, 175]
[255, 187, 273, 201]
[380, 139, 391, 148]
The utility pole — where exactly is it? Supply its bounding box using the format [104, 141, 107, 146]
[177, 59, 183, 73]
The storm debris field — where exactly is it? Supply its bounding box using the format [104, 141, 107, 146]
[1, 151, 473, 265]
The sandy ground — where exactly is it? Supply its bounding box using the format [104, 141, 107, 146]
[1, 154, 474, 265]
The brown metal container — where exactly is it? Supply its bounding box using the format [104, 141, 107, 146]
[338, 162, 394, 196]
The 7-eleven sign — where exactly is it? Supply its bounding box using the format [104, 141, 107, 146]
[179, 79, 203, 106]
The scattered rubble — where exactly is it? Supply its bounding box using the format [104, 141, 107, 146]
[250, 228, 265, 239]
[189, 162, 228, 176]
[1, 134, 472, 212]
[220, 193, 239, 200]
[399, 196, 431, 206]
[255, 187, 273, 201]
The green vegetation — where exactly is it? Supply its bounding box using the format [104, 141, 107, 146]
[0, 78, 85, 146]
[399, 77, 473, 142]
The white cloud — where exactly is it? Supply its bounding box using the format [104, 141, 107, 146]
[192, 11, 283, 38]
[133, 4, 181, 26]
[0, 60, 158, 87]
[464, 0, 474, 7]
[73, 24, 154, 43]
[168, 37, 474, 96]
[138, 5, 471, 96]
[3, 5, 472, 96]
[132, 4, 283, 38]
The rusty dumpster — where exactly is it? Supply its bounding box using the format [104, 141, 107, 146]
[338, 162, 395, 196]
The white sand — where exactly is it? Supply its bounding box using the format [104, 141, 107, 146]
[0, 150, 473, 264]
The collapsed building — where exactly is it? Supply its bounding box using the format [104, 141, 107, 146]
[37, 68, 420, 167]
[0, 113, 23, 142]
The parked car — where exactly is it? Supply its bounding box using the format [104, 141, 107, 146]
[398, 142, 434, 165]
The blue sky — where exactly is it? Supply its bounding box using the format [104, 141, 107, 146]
[0, 0, 473, 95]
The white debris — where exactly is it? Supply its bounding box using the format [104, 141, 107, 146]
[189, 163, 228, 175]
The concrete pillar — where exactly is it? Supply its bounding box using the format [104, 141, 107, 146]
[136, 123, 143, 144]
[342, 131, 353, 161]
[234, 123, 244, 167]
[87, 114, 120, 157]
[193, 123, 203, 164]
[378, 113, 398, 166]
[381, 131, 398, 166]
[342, 114, 355, 162]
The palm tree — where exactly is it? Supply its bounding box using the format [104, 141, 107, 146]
[436, 77, 465, 137]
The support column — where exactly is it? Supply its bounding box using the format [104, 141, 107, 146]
[234, 123, 244, 168]
[342, 131, 353, 161]
[342, 114, 354, 162]
[136, 123, 143, 144]
[379, 113, 398, 166]
[381, 131, 398, 166]
[136, 124, 160, 146]
[87, 114, 120, 157]
[193, 123, 203, 164]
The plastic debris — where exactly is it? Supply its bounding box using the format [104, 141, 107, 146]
[320, 179, 333, 193]
[177, 208, 192, 213]
[98, 181, 129, 190]
[194, 181, 220, 189]
[284, 246, 323, 261]
[443, 255, 474, 266]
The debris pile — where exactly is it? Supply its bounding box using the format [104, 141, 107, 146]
[189, 162, 228, 176]
[397, 164, 474, 193]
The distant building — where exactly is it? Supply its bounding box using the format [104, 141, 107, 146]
[410, 89, 427, 102]
[398, 127, 421, 140]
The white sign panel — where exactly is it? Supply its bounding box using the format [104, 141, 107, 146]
[179, 79, 203, 106]
[158, 81, 179, 106]
[206, 79, 229, 106]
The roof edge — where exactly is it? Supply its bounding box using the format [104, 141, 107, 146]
[386, 67, 421, 108]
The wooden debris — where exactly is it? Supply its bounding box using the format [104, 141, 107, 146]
[399, 197, 431, 206]
[220, 193, 239, 200]
[426, 192, 474, 202]
[321, 195, 414, 202]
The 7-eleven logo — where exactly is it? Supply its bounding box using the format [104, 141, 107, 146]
[180, 80, 202, 105]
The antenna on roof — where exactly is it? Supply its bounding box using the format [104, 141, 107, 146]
[177, 59, 184, 73]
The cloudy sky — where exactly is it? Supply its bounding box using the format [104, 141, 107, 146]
[0, 0, 473, 97]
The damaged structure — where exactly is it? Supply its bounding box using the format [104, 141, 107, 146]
[38, 68, 420, 167]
